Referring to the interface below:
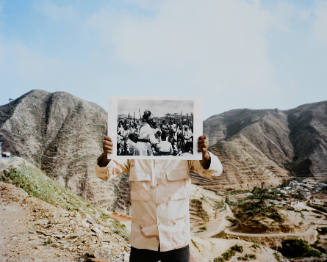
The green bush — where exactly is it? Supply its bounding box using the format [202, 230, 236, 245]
[225, 196, 237, 206]
[318, 227, 327, 234]
[229, 189, 250, 195]
[214, 200, 225, 210]
[214, 245, 243, 261]
[237, 254, 256, 261]
[311, 243, 326, 254]
[308, 203, 327, 213]
[226, 216, 238, 226]
[280, 239, 322, 258]
[273, 252, 281, 262]
[251, 243, 260, 249]
[222, 250, 235, 260]
[308, 249, 323, 257]
[231, 245, 243, 253]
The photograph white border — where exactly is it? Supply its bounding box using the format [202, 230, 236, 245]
[108, 96, 203, 160]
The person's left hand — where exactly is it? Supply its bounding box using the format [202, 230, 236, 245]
[198, 135, 210, 161]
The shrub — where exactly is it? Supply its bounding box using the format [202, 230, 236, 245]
[311, 243, 326, 254]
[308, 203, 327, 213]
[225, 196, 237, 206]
[222, 250, 235, 260]
[251, 243, 260, 249]
[226, 216, 238, 226]
[237, 254, 256, 261]
[231, 245, 243, 253]
[191, 239, 200, 252]
[273, 252, 281, 262]
[280, 239, 322, 258]
[214, 200, 225, 210]
[318, 227, 327, 234]
[214, 245, 243, 261]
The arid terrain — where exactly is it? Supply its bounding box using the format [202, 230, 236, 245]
[1, 157, 327, 261]
[0, 157, 130, 262]
[1, 90, 327, 261]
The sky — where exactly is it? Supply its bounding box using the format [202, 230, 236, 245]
[0, 0, 326, 119]
[118, 99, 193, 117]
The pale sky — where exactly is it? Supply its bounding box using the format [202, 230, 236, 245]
[0, 0, 326, 119]
[118, 99, 193, 117]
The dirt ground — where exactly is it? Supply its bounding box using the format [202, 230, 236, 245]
[0, 182, 129, 262]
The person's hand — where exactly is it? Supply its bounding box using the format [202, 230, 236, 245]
[198, 135, 211, 168]
[103, 136, 113, 154]
[97, 136, 112, 167]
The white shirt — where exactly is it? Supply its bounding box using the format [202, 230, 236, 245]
[139, 123, 157, 144]
[95, 152, 223, 252]
[156, 140, 173, 154]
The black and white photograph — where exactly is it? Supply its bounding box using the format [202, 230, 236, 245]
[108, 97, 202, 160]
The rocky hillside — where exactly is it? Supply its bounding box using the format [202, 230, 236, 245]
[0, 157, 129, 262]
[203, 101, 327, 191]
[1, 89, 326, 206]
[0, 157, 286, 262]
[0, 89, 128, 210]
[286, 102, 327, 178]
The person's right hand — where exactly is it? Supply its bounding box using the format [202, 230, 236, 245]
[97, 136, 112, 167]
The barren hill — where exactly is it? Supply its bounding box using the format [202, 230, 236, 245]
[203, 101, 327, 191]
[0, 89, 125, 210]
[1, 89, 326, 206]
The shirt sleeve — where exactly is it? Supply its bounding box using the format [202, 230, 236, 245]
[95, 158, 130, 181]
[149, 133, 159, 145]
[189, 151, 223, 179]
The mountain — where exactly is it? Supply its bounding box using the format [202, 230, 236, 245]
[203, 101, 327, 191]
[286, 101, 327, 177]
[0, 89, 126, 210]
[1, 90, 326, 261]
[1, 89, 326, 202]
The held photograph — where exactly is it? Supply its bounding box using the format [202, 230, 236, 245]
[108, 97, 202, 159]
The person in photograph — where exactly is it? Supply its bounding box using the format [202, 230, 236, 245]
[134, 110, 158, 156]
[151, 120, 161, 138]
[118, 122, 131, 155]
[96, 134, 223, 262]
[160, 120, 169, 135]
[156, 132, 173, 155]
[126, 133, 138, 155]
[183, 126, 193, 153]
[176, 125, 185, 154]
[117, 121, 126, 155]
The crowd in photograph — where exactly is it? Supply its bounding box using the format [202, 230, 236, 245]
[117, 110, 193, 156]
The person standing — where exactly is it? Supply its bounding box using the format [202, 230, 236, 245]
[134, 110, 158, 156]
[96, 134, 223, 262]
[156, 132, 173, 155]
